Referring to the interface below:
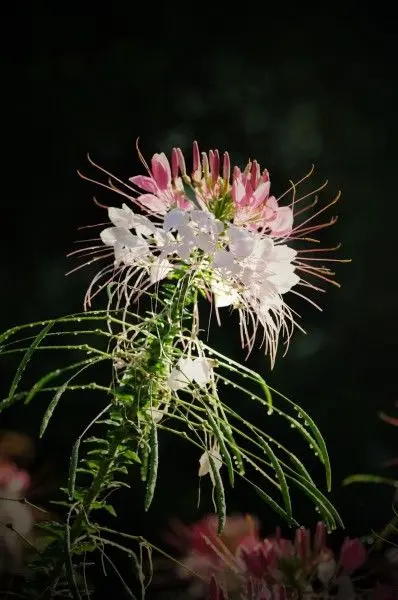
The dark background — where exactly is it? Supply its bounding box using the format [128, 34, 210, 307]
[2, 3, 397, 596]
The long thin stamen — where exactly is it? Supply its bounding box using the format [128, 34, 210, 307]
[65, 252, 113, 276]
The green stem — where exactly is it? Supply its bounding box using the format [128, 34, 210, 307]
[42, 429, 126, 598]
[373, 511, 398, 550]
[42, 277, 194, 597]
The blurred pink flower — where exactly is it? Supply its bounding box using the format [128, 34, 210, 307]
[168, 515, 377, 599]
[0, 460, 33, 574]
[338, 537, 367, 572]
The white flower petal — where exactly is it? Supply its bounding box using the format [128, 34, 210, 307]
[227, 225, 255, 258]
[189, 209, 210, 228]
[267, 271, 300, 295]
[132, 214, 156, 237]
[167, 357, 213, 391]
[163, 209, 187, 231]
[269, 244, 297, 263]
[148, 404, 168, 423]
[100, 227, 137, 247]
[191, 358, 213, 387]
[153, 229, 169, 246]
[108, 204, 135, 229]
[212, 250, 240, 274]
[250, 236, 274, 261]
[176, 242, 193, 261]
[167, 358, 195, 390]
[317, 557, 337, 586]
[198, 446, 222, 486]
[269, 206, 293, 235]
[196, 232, 215, 253]
[198, 451, 211, 477]
[211, 278, 239, 308]
[167, 366, 189, 391]
[150, 259, 173, 284]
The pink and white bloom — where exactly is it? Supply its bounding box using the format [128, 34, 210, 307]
[74, 142, 345, 365]
[0, 460, 33, 574]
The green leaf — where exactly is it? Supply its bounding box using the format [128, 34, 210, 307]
[7, 321, 54, 404]
[108, 480, 131, 490]
[96, 419, 120, 426]
[68, 439, 80, 500]
[182, 180, 202, 209]
[87, 449, 109, 456]
[24, 369, 62, 405]
[83, 437, 110, 446]
[86, 460, 101, 471]
[204, 407, 235, 487]
[271, 388, 332, 492]
[257, 437, 292, 522]
[250, 480, 298, 526]
[144, 423, 159, 511]
[343, 474, 398, 487]
[288, 473, 343, 530]
[40, 381, 69, 438]
[103, 504, 117, 517]
[120, 449, 141, 463]
[208, 452, 226, 534]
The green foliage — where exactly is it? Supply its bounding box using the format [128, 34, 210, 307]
[0, 278, 341, 596]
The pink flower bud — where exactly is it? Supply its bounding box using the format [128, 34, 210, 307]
[243, 160, 252, 178]
[232, 165, 241, 180]
[192, 141, 200, 174]
[201, 152, 209, 177]
[171, 148, 179, 179]
[209, 149, 220, 183]
[238, 540, 275, 578]
[222, 152, 230, 183]
[295, 527, 311, 562]
[276, 537, 294, 558]
[176, 148, 187, 177]
[251, 160, 260, 189]
[339, 538, 367, 572]
[151, 153, 171, 190]
[313, 521, 327, 553]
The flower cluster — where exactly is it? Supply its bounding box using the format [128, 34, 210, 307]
[168, 514, 394, 599]
[0, 459, 33, 574]
[75, 142, 343, 365]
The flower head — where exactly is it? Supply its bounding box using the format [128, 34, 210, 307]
[74, 141, 347, 366]
[169, 517, 370, 599]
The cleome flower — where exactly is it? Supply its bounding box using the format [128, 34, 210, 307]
[72, 141, 347, 365]
[167, 515, 374, 599]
